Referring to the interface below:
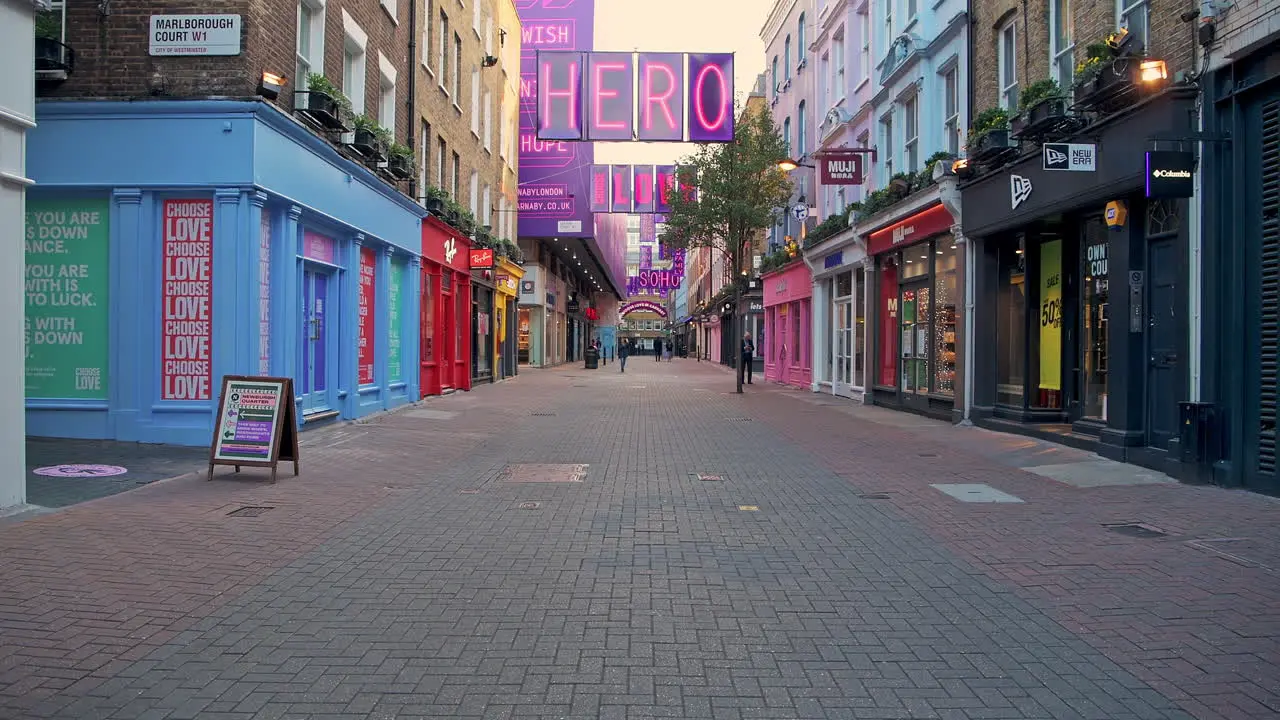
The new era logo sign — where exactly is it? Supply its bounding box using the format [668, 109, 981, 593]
[1011, 175, 1033, 209]
[1042, 143, 1097, 172]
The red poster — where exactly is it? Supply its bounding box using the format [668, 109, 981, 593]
[879, 262, 898, 387]
[358, 247, 376, 385]
[161, 199, 214, 400]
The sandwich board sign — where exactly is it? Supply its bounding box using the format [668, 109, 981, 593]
[208, 375, 300, 482]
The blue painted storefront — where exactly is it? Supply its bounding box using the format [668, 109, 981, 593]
[26, 100, 424, 445]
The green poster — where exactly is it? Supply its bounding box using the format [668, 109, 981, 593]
[1039, 239, 1063, 391]
[25, 198, 110, 399]
[387, 262, 403, 380]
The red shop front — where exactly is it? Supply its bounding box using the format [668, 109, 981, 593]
[420, 216, 473, 397]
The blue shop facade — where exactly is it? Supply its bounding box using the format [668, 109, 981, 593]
[25, 100, 424, 446]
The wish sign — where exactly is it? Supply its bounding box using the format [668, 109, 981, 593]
[536, 51, 734, 143]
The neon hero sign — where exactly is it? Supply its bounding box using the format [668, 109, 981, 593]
[536, 51, 734, 142]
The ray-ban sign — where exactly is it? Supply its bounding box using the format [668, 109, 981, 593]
[536, 51, 735, 143]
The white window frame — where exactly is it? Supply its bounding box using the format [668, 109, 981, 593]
[997, 19, 1018, 111]
[883, 0, 893, 46]
[422, 0, 433, 71]
[471, 69, 481, 136]
[484, 17, 493, 55]
[820, 53, 831, 110]
[797, 13, 806, 68]
[880, 112, 893, 183]
[470, 171, 479, 216]
[378, 54, 397, 136]
[834, 28, 847, 103]
[451, 152, 461, 198]
[903, 94, 918, 172]
[473, 0, 482, 36]
[453, 33, 463, 99]
[797, 100, 807, 156]
[341, 10, 368, 115]
[1115, 0, 1149, 52]
[858, 15, 869, 87]
[419, 119, 431, 196]
[437, 137, 447, 190]
[907, 0, 917, 22]
[1050, 0, 1075, 86]
[499, 97, 510, 160]
[296, 0, 326, 94]
[783, 117, 791, 157]
[439, 10, 450, 93]
[784, 36, 792, 82]
[482, 184, 492, 228]
[380, 0, 397, 23]
[484, 89, 493, 152]
[942, 66, 959, 156]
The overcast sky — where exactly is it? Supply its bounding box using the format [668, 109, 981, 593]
[592, 0, 775, 167]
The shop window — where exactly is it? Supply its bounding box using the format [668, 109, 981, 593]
[902, 244, 928, 280]
[997, 19, 1018, 110]
[933, 240, 958, 395]
[1115, 0, 1148, 52]
[997, 236, 1027, 405]
[854, 266, 866, 387]
[901, 284, 930, 396]
[1081, 218, 1109, 420]
[1050, 0, 1075, 86]
[878, 259, 899, 386]
[421, 273, 435, 362]
[1036, 237, 1065, 409]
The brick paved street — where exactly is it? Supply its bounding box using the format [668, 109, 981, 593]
[1, 360, 1277, 719]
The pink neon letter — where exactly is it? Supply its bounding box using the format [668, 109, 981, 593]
[693, 63, 728, 131]
[593, 62, 627, 130]
[613, 171, 628, 204]
[635, 172, 653, 205]
[643, 62, 677, 131]
[541, 60, 579, 131]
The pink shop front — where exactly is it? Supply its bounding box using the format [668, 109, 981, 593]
[763, 261, 813, 388]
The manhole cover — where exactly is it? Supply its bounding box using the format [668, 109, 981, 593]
[530, 412, 557, 417]
[503, 464, 588, 483]
[1104, 522, 1166, 538]
[518, 501, 540, 510]
[738, 505, 759, 511]
[725, 417, 753, 422]
[859, 492, 892, 500]
[696, 473, 725, 482]
[918, 453, 938, 458]
[460, 489, 481, 494]
[572, 384, 588, 387]
[33, 464, 128, 478]
[930, 484, 1025, 503]
[227, 506, 274, 517]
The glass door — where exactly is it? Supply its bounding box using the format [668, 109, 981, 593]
[834, 299, 854, 397]
[300, 267, 332, 415]
[900, 282, 931, 403]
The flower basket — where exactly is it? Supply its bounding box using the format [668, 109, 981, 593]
[1073, 59, 1139, 109]
[387, 154, 413, 179]
[349, 128, 383, 158]
[295, 90, 346, 130]
[1012, 97, 1072, 139]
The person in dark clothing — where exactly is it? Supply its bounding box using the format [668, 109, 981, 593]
[654, 337, 662, 361]
[742, 332, 756, 384]
[619, 338, 630, 372]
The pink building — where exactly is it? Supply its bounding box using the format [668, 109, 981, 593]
[763, 260, 813, 388]
[811, 0, 878, 219]
[762, 0, 817, 249]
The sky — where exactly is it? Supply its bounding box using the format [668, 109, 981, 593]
[591, 0, 776, 167]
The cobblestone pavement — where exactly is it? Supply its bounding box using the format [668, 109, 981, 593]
[0, 360, 1276, 719]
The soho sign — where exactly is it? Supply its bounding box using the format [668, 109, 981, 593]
[536, 51, 735, 143]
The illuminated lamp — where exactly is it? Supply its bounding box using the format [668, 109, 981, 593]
[257, 71, 286, 101]
[1139, 59, 1168, 85]
[951, 158, 974, 180]
[1104, 200, 1129, 230]
[777, 158, 799, 172]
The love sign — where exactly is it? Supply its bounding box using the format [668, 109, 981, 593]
[536, 51, 734, 143]
[161, 199, 214, 400]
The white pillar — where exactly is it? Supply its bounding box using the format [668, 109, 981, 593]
[0, 0, 38, 509]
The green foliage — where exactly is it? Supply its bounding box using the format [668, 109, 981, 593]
[1018, 79, 1062, 112]
[498, 238, 524, 263]
[34, 10, 61, 39]
[802, 212, 850, 248]
[658, 104, 794, 275]
[967, 107, 1010, 145]
[350, 113, 379, 132]
[388, 143, 414, 161]
[307, 73, 353, 115]
[923, 151, 954, 180]
[759, 248, 797, 273]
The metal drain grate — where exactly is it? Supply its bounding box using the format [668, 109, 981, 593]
[859, 492, 892, 500]
[460, 489, 481, 494]
[518, 501, 540, 510]
[227, 506, 274, 518]
[918, 453, 938, 458]
[737, 505, 760, 512]
[1104, 522, 1166, 539]
[696, 473, 725, 482]
[530, 412, 557, 416]
[725, 417, 753, 422]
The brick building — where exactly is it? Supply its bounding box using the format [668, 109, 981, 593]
[958, 0, 1201, 475]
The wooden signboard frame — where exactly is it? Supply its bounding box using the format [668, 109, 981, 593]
[208, 375, 301, 483]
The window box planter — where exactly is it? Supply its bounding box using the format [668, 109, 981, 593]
[387, 154, 414, 180]
[295, 90, 347, 130]
[970, 128, 1014, 162]
[348, 128, 384, 159]
[1073, 59, 1139, 109]
[1012, 97, 1075, 140]
[424, 196, 447, 215]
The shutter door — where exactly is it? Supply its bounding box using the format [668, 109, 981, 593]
[1259, 99, 1280, 475]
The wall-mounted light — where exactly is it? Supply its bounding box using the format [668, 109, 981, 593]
[481, 55, 499, 68]
[951, 158, 974, 180]
[1139, 59, 1168, 84]
[258, 71, 286, 101]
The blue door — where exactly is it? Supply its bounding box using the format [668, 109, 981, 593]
[300, 268, 332, 415]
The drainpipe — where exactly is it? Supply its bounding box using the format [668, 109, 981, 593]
[406, 2, 418, 203]
[1188, 38, 1204, 402]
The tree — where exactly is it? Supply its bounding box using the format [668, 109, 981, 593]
[659, 104, 792, 393]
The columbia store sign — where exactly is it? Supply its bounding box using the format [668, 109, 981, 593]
[150, 15, 242, 56]
[1145, 151, 1194, 198]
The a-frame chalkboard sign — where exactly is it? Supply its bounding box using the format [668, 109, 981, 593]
[208, 375, 300, 483]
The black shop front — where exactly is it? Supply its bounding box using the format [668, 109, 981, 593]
[961, 88, 1196, 474]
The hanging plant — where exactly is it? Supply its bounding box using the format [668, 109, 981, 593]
[1018, 79, 1062, 112]
[967, 106, 1010, 145]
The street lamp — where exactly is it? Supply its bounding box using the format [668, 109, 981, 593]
[777, 158, 814, 172]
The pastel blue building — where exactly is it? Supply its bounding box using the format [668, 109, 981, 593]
[25, 100, 424, 446]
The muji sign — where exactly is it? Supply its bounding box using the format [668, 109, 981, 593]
[818, 151, 869, 186]
[536, 51, 734, 143]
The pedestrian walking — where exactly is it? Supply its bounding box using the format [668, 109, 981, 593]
[653, 337, 662, 361]
[619, 338, 630, 372]
[663, 340, 673, 361]
[741, 332, 756, 384]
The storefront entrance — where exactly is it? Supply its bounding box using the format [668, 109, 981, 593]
[300, 267, 334, 416]
[900, 281, 931, 410]
[1146, 203, 1183, 449]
